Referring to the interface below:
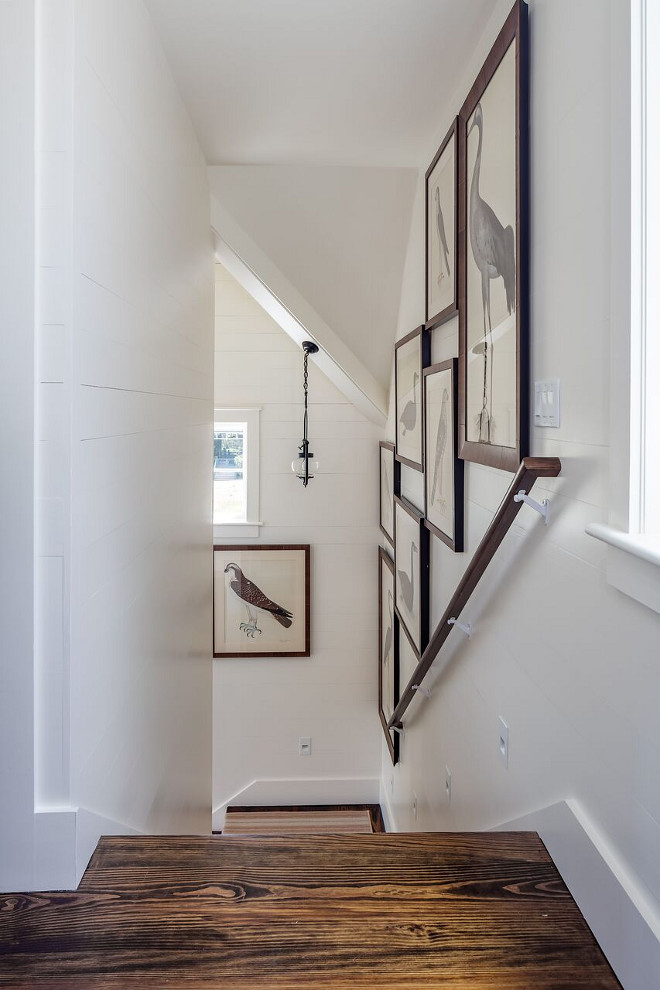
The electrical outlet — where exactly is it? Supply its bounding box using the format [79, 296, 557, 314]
[412, 792, 418, 821]
[445, 766, 452, 804]
[498, 717, 509, 768]
[299, 736, 311, 756]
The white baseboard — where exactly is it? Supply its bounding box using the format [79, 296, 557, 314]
[495, 799, 660, 990]
[33, 806, 141, 891]
[213, 776, 380, 831]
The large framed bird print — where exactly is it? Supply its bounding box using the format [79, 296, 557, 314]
[423, 359, 464, 551]
[458, 0, 529, 472]
[425, 118, 458, 330]
[378, 547, 399, 765]
[394, 496, 429, 657]
[213, 545, 310, 658]
[395, 326, 431, 472]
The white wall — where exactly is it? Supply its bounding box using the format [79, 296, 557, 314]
[213, 264, 381, 818]
[65, 0, 214, 835]
[0, 0, 37, 892]
[208, 166, 416, 389]
[382, 0, 660, 985]
[2, 0, 215, 892]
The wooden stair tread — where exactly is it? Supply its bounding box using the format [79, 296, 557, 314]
[0, 832, 621, 989]
[223, 808, 374, 834]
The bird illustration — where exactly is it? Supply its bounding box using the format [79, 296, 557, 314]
[224, 563, 293, 638]
[397, 542, 418, 613]
[435, 186, 451, 283]
[383, 590, 393, 668]
[431, 387, 450, 508]
[468, 102, 516, 443]
[400, 372, 419, 435]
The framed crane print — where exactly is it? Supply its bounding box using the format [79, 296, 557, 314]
[395, 326, 431, 472]
[213, 545, 310, 658]
[423, 359, 464, 551]
[458, 0, 529, 472]
[378, 547, 399, 764]
[394, 496, 429, 657]
[379, 441, 399, 547]
[426, 118, 458, 329]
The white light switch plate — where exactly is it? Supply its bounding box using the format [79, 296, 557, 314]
[534, 379, 560, 427]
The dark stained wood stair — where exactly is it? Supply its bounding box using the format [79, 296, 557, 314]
[0, 831, 620, 988]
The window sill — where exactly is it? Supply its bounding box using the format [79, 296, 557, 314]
[214, 521, 263, 540]
[585, 523, 660, 614]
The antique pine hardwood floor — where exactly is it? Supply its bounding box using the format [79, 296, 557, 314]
[0, 832, 621, 989]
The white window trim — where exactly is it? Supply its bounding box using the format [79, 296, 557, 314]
[213, 407, 262, 540]
[585, 0, 660, 613]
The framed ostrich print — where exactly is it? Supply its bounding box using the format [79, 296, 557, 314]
[395, 326, 431, 471]
[213, 545, 310, 658]
[378, 548, 399, 764]
[423, 359, 464, 551]
[426, 118, 458, 329]
[379, 441, 399, 546]
[458, 0, 529, 472]
[394, 496, 429, 656]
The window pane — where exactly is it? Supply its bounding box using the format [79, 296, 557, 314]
[213, 423, 247, 522]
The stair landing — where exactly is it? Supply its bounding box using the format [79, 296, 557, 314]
[0, 832, 620, 988]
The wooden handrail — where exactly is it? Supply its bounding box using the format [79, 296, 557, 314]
[388, 456, 561, 729]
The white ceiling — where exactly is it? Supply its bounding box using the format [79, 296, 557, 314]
[146, 0, 496, 166]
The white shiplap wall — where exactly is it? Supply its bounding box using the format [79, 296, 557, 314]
[213, 264, 381, 815]
[38, 0, 215, 838]
[382, 0, 660, 984]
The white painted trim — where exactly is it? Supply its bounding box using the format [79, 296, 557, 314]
[210, 198, 387, 425]
[214, 522, 262, 540]
[212, 777, 381, 831]
[586, 523, 660, 614]
[495, 799, 660, 990]
[378, 777, 395, 834]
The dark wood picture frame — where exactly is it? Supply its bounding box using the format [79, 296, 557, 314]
[378, 547, 399, 765]
[458, 0, 529, 472]
[379, 441, 400, 547]
[425, 117, 459, 330]
[213, 544, 310, 658]
[393, 495, 430, 656]
[395, 325, 431, 472]
[423, 359, 464, 552]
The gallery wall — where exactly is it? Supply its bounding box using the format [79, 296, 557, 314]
[213, 263, 381, 821]
[381, 0, 660, 985]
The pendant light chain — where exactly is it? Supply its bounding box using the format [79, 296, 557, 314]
[295, 341, 318, 487]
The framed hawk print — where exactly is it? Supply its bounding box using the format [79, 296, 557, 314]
[213, 545, 310, 658]
[395, 326, 431, 472]
[426, 118, 458, 330]
[378, 547, 399, 764]
[394, 496, 430, 657]
[379, 441, 399, 547]
[423, 359, 464, 551]
[458, 0, 529, 472]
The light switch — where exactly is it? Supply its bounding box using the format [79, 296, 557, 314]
[534, 379, 560, 428]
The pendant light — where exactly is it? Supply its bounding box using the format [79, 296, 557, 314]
[291, 341, 320, 487]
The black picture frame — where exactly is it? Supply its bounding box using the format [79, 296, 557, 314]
[395, 325, 431, 472]
[458, 0, 529, 472]
[393, 495, 430, 657]
[425, 117, 459, 330]
[379, 441, 399, 547]
[423, 358, 464, 552]
[378, 547, 399, 765]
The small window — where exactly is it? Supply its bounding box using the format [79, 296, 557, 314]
[213, 408, 261, 537]
[214, 422, 247, 523]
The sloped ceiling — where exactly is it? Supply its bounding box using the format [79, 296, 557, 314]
[208, 165, 417, 388]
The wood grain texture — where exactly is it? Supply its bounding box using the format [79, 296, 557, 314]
[0, 832, 619, 988]
[223, 809, 373, 834]
[226, 804, 386, 834]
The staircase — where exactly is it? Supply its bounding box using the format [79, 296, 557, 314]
[0, 831, 620, 988]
